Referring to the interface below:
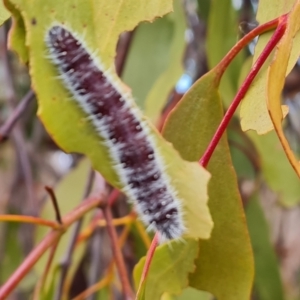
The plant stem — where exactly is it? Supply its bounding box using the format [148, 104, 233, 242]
[0, 25, 35, 208]
[199, 16, 287, 168]
[158, 15, 282, 133]
[54, 168, 95, 300]
[214, 14, 285, 81]
[135, 233, 159, 299]
[103, 205, 134, 300]
[33, 240, 60, 300]
[45, 186, 63, 224]
[0, 196, 102, 300]
[0, 215, 60, 229]
[73, 225, 130, 300]
[0, 90, 35, 142]
[107, 188, 120, 206]
[115, 31, 135, 76]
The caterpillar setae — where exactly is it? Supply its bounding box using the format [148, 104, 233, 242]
[45, 25, 185, 241]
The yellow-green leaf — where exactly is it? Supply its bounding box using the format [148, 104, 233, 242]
[239, 55, 300, 205]
[240, 0, 297, 134]
[134, 239, 198, 300]
[4, 0, 28, 63]
[248, 130, 300, 206]
[175, 287, 213, 300]
[7, 0, 213, 240]
[163, 70, 254, 300]
[0, 1, 10, 26]
[267, 0, 300, 177]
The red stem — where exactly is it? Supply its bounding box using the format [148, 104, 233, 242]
[135, 233, 159, 299]
[0, 196, 102, 299]
[107, 188, 120, 206]
[159, 15, 282, 133]
[139, 14, 287, 293]
[214, 15, 284, 81]
[103, 205, 134, 300]
[199, 16, 287, 167]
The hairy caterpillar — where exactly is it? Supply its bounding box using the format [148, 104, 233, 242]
[45, 25, 185, 241]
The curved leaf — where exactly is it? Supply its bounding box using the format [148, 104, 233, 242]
[163, 70, 254, 300]
[249, 130, 300, 206]
[0, 1, 10, 26]
[6, 0, 213, 240]
[267, 0, 300, 177]
[240, 0, 297, 134]
[4, 0, 28, 63]
[133, 239, 198, 300]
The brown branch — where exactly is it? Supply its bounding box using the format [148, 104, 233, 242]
[115, 31, 135, 77]
[0, 25, 36, 208]
[103, 205, 134, 300]
[45, 186, 63, 225]
[0, 195, 103, 299]
[54, 168, 95, 300]
[0, 90, 35, 142]
[33, 239, 60, 300]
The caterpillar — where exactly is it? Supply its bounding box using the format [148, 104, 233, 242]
[45, 25, 185, 241]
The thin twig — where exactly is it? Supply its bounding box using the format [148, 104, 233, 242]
[215, 14, 284, 80]
[0, 90, 35, 142]
[45, 186, 63, 225]
[54, 168, 95, 300]
[73, 225, 131, 300]
[107, 189, 120, 206]
[87, 226, 103, 300]
[135, 233, 159, 299]
[103, 205, 134, 300]
[115, 31, 135, 76]
[32, 239, 60, 300]
[0, 195, 103, 300]
[0, 214, 60, 229]
[0, 25, 36, 208]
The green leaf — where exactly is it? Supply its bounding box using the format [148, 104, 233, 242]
[228, 121, 256, 179]
[0, 222, 24, 283]
[41, 266, 61, 300]
[34, 159, 92, 293]
[248, 130, 300, 206]
[246, 194, 284, 300]
[144, 0, 186, 122]
[4, 0, 28, 63]
[175, 287, 214, 300]
[206, 0, 244, 107]
[7, 0, 213, 241]
[0, 1, 10, 26]
[133, 238, 199, 300]
[163, 70, 254, 300]
[197, 0, 210, 22]
[240, 0, 297, 134]
[266, 1, 300, 177]
[122, 10, 174, 110]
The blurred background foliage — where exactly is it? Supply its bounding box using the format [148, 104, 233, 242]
[1, 0, 300, 299]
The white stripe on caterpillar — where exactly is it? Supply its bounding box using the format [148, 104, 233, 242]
[45, 25, 185, 241]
